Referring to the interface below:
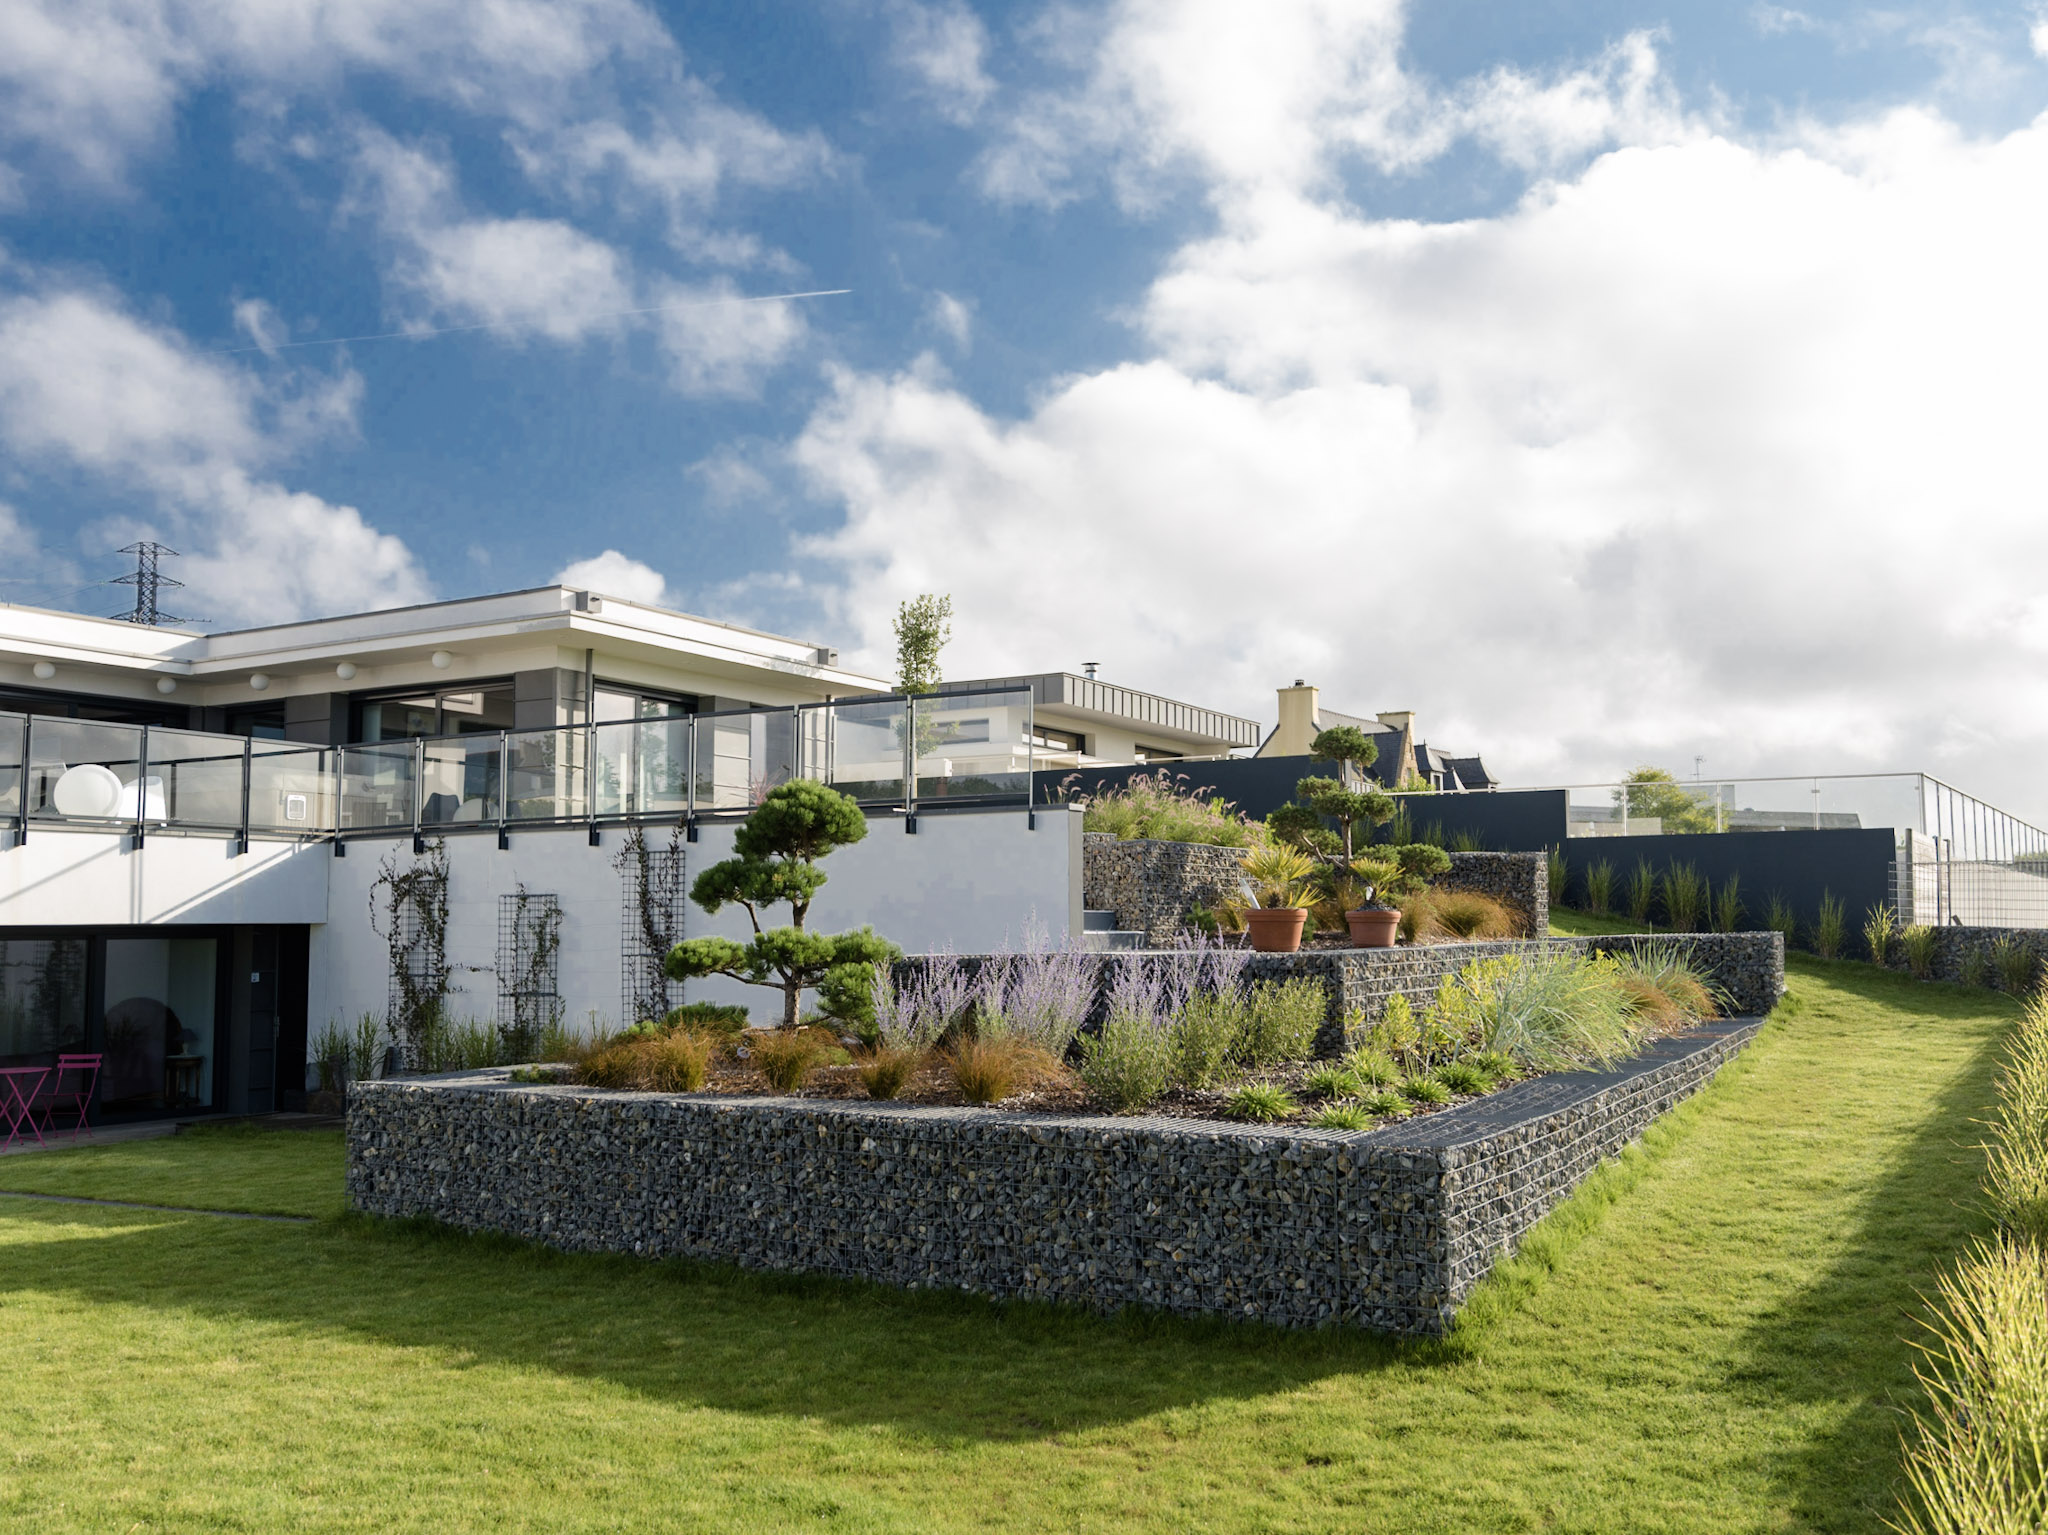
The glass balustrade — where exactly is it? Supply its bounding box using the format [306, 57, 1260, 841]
[1, 689, 1036, 842]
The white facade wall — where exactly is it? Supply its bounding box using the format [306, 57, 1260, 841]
[310, 805, 1084, 1033]
[0, 831, 328, 927]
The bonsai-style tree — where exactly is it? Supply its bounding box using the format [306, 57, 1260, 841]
[1287, 725, 1394, 861]
[1266, 801, 1341, 856]
[1311, 725, 1378, 784]
[666, 780, 901, 1029]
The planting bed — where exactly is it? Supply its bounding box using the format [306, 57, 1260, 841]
[347, 1013, 1761, 1335]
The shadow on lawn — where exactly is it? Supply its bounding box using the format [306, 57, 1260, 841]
[1728, 958, 2010, 1532]
[0, 1201, 1427, 1444]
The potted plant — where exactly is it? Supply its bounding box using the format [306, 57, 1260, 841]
[1239, 844, 1317, 952]
[1342, 844, 1452, 948]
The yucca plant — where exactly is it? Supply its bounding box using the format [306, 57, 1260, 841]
[1900, 924, 1939, 981]
[1624, 859, 1657, 924]
[1241, 843, 1317, 910]
[1711, 874, 1743, 935]
[1863, 904, 1898, 967]
[1584, 859, 1615, 916]
[1813, 890, 1847, 959]
[1659, 863, 1707, 932]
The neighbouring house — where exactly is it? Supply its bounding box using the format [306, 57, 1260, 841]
[0, 586, 1266, 1129]
[1255, 682, 1497, 791]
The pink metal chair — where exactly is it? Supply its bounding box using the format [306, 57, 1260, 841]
[32, 1054, 101, 1143]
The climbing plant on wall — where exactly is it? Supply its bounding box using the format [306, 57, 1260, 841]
[615, 824, 687, 1027]
[371, 838, 450, 1069]
[496, 885, 563, 1059]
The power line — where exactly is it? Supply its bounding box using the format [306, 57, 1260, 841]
[213, 287, 854, 355]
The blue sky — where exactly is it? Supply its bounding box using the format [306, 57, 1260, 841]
[4, 0, 2048, 810]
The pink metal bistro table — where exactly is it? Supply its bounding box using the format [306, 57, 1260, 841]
[1, 1065, 52, 1150]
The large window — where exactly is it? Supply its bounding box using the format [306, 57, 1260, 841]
[0, 938, 87, 1067]
[101, 937, 219, 1115]
[357, 682, 516, 742]
[592, 685, 697, 723]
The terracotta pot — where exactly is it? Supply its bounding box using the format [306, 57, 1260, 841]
[1245, 906, 1309, 953]
[1346, 908, 1401, 949]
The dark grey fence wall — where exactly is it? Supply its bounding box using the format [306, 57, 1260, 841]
[1037, 761, 1570, 850]
[1555, 828, 1897, 941]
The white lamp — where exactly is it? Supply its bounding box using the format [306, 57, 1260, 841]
[430, 650, 453, 669]
[32, 661, 55, 681]
[335, 662, 357, 681]
[156, 678, 178, 695]
[249, 673, 270, 691]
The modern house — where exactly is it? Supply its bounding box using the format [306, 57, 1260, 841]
[1256, 682, 1497, 792]
[0, 586, 1266, 1130]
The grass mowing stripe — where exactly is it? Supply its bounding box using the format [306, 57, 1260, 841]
[0, 1189, 316, 1222]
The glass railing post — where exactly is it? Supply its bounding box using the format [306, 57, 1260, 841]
[15, 714, 29, 845]
[903, 695, 917, 829]
[497, 729, 509, 850]
[134, 725, 150, 848]
[585, 717, 598, 846]
[1026, 690, 1036, 828]
[411, 737, 425, 853]
[237, 737, 252, 855]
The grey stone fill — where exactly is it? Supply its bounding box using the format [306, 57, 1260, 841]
[348, 1015, 1761, 1336]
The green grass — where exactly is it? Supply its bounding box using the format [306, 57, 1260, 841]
[1549, 906, 1651, 936]
[0, 1122, 347, 1219]
[0, 958, 2013, 1532]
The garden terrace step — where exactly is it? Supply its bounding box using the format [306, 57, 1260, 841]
[1081, 927, 1146, 952]
[1081, 909, 1120, 931]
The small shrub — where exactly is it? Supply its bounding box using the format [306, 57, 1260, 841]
[855, 1044, 921, 1100]
[506, 1064, 562, 1084]
[666, 1001, 749, 1035]
[1171, 990, 1247, 1089]
[1900, 924, 1938, 980]
[752, 1030, 823, 1093]
[1356, 994, 1420, 1069]
[1711, 874, 1743, 935]
[1624, 859, 1657, 923]
[1358, 1090, 1410, 1117]
[1080, 967, 1173, 1113]
[1225, 1083, 1298, 1123]
[574, 1042, 643, 1090]
[1763, 890, 1797, 947]
[1813, 891, 1847, 959]
[1344, 1047, 1400, 1087]
[1616, 941, 1721, 1024]
[1240, 978, 1325, 1066]
[1432, 1062, 1488, 1095]
[1584, 859, 1615, 916]
[1992, 936, 2039, 997]
[1431, 891, 1516, 940]
[1960, 947, 1991, 989]
[1863, 904, 1898, 966]
[1311, 1104, 1374, 1131]
[1401, 1076, 1451, 1106]
[1302, 1064, 1362, 1101]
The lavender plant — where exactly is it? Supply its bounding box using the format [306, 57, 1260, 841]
[1079, 959, 1173, 1112]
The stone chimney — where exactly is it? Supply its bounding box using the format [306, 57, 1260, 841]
[1270, 680, 1320, 758]
[1376, 710, 1416, 788]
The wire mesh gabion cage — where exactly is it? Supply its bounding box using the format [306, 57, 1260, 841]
[616, 828, 687, 1028]
[496, 889, 563, 1058]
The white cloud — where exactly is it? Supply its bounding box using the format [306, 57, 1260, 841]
[797, 80, 2048, 819]
[928, 291, 973, 349]
[652, 280, 809, 398]
[890, 0, 996, 124]
[554, 549, 671, 606]
[0, 275, 430, 624]
[2035, 10, 2048, 60]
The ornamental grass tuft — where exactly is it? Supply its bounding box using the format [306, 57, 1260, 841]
[854, 1044, 921, 1101]
[1301, 1064, 1361, 1101]
[1310, 1104, 1374, 1131]
[1400, 1076, 1451, 1106]
[751, 1029, 824, 1093]
[1430, 891, 1517, 940]
[1224, 1083, 1297, 1123]
[1900, 924, 1939, 981]
[1431, 1062, 1488, 1096]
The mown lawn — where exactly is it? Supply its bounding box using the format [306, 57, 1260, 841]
[0, 1121, 346, 1219]
[0, 958, 2012, 1533]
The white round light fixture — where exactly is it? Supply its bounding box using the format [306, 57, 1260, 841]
[335, 662, 357, 681]
[248, 673, 270, 692]
[430, 650, 453, 670]
[156, 678, 178, 695]
[32, 661, 56, 681]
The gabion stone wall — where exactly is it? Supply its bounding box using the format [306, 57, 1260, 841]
[348, 1016, 1759, 1336]
[1082, 833, 1250, 946]
[1883, 924, 2048, 984]
[1437, 852, 1549, 937]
